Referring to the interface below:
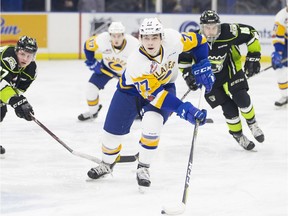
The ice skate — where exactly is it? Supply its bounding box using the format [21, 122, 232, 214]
[136, 164, 151, 192]
[232, 132, 255, 150]
[0, 145, 5, 154]
[78, 104, 102, 121]
[87, 161, 113, 180]
[248, 122, 264, 143]
[274, 96, 288, 107]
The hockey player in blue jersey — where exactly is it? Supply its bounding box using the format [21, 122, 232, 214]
[86, 18, 215, 189]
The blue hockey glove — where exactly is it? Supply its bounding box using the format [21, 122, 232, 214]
[176, 102, 207, 125]
[192, 59, 215, 93]
[271, 51, 283, 70]
[244, 52, 261, 77]
[85, 58, 102, 74]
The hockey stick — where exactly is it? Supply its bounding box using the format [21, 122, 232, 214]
[31, 115, 138, 164]
[260, 57, 288, 73]
[161, 87, 205, 215]
[247, 58, 288, 79]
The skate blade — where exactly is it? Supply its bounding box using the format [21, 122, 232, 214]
[274, 104, 287, 109]
[138, 185, 150, 194]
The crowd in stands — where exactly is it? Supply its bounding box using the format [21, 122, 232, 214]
[0, 0, 285, 14]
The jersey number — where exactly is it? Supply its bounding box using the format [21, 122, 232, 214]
[0, 66, 9, 79]
[135, 80, 151, 95]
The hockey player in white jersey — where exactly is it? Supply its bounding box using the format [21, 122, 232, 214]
[86, 18, 215, 189]
[78, 22, 139, 121]
[271, 4, 288, 107]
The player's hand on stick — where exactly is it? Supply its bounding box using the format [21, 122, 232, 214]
[176, 102, 207, 125]
[191, 59, 215, 93]
[244, 52, 261, 77]
[9, 95, 34, 121]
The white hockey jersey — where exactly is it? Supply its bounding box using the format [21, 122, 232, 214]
[85, 32, 139, 76]
[272, 7, 288, 51]
[118, 28, 207, 109]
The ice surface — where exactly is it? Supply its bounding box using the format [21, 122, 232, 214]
[1, 60, 287, 216]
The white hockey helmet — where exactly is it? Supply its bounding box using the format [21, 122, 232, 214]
[108, 22, 125, 34]
[139, 18, 164, 38]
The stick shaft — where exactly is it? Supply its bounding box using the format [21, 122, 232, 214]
[182, 87, 205, 204]
[31, 115, 137, 164]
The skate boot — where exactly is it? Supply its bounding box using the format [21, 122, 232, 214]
[78, 104, 102, 121]
[0, 145, 5, 154]
[248, 122, 264, 143]
[87, 161, 114, 179]
[274, 96, 288, 107]
[136, 164, 151, 188]
[231, 132, 255, 150]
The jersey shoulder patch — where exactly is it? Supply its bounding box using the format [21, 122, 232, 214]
[1, 46, 18, 71]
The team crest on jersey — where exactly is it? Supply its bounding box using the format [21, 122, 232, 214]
[152, 60, 175, 84]
[103, 49, 112, 54]
[149, 61, 158, 74]
[209, 54, 227, 73]
[3, 56, 17, 70]
[105, 56, 126, 71]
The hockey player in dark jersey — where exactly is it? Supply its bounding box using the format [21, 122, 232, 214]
[0, 36, 38, 154]
[180, 10, 264, 150]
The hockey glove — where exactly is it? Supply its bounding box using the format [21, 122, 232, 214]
[182, 67, 199, 91]
[244, 52, 261, 77]
[85, 58, 102, 74]
[176, 102, 207, 125]
[271, 51, 283, 69]
[192, 59, 215, 93]
[9, 95, 34, 121]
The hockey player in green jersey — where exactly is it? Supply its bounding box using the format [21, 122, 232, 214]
[180, 10, 264, 150]
[0, 36, 38, 154]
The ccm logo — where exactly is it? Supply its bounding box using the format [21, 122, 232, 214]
[194, 66, 211, 75]
[247, 57, 260, 61]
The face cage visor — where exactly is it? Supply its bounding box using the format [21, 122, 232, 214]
[201, 23, 221, 42]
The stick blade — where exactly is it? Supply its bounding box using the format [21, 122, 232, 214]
[161, 203, 186, 215]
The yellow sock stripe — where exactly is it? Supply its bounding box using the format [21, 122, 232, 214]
[102, 144, 122, 155]
[139, 134, 159, 150]
[226, 117, 242, 133]
[87, 97, 99, 106]
[240, 105, 255, 120]
[278, 82, 288, 90]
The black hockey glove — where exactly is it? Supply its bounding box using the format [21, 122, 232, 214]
[182, 67, 199, 91]
[9, 95, 34, 121]
[244, 52, 261, 78]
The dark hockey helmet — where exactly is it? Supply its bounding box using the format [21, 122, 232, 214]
[200, 10, 220, 24]
[200, 10, 221, 42]
[15, 36, 38, 54]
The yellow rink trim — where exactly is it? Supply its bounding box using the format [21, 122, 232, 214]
[36, 54, 272, 63]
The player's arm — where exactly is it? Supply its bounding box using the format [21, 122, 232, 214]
[131, 74, 207, 125]
[84, 35, 99, 61]
[0, 59, 19, 103]
[180, 32, 215, 93]
[271, 18, 286, 69]
[0, 62, 34, 121]
[83, 35, 103, 73]
[234, 23, 261, 77]
[272, 20, 286, 53]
